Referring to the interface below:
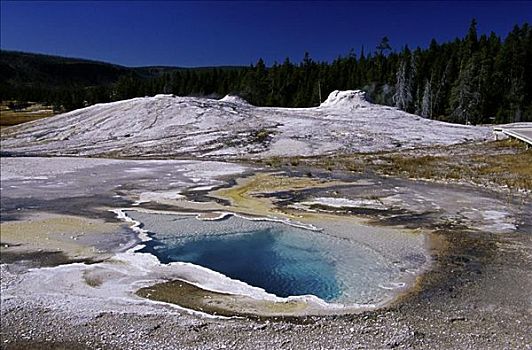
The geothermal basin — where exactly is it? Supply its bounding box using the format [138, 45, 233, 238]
[126, 210, 429, 308]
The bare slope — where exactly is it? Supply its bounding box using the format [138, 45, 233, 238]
[1, 91, 492, 158]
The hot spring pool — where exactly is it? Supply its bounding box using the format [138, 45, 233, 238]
[127, 211, 427, 305]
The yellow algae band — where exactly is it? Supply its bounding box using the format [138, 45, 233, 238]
[0, 213, 125, 260]
[136, 279, 311, 318]
[211, 172, 345, 218]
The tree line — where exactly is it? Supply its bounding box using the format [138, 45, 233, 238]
[2, 20, 531, 124]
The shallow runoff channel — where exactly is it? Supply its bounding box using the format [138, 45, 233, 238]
[123, 209, 429, 311]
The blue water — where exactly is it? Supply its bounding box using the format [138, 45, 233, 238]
[141, 226, 342, 301]
[128, 211, 424, 304]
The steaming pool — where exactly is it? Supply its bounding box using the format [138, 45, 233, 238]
[127, 210, 428, 306]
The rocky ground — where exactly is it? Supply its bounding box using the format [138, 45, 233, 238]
[1, 226, 530, 350]
[1, 154, 531, 349]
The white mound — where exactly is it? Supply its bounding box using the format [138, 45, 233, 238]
[1, 92, 492, 158]
[220, 95, 252, 106]
[319, 90, 370, 109]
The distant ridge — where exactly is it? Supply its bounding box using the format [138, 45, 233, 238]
[1, 50, 127, 67]
[1, 50, 130, 87]
[0, 50, 245, 88]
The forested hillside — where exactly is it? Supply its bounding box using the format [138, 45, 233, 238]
[1, 20, 530, 124]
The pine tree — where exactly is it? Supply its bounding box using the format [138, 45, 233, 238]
[432, 58, 452, 118]
[449, 54, 481, 124]
[393, 48, 413, 111]
[376, 37, 392, 56]
[421, 79, 432, 118]
[410, 52, 419, 112]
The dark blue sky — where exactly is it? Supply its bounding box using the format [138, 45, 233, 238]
[1, 1, 531, 67]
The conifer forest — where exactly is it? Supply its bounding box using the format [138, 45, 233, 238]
[1, 20, 531, 124]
